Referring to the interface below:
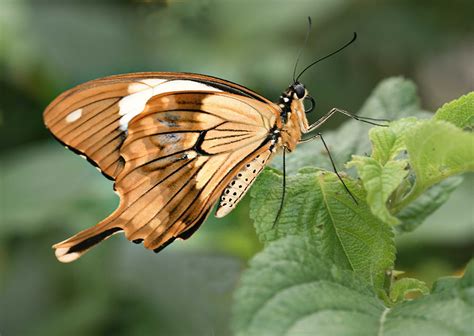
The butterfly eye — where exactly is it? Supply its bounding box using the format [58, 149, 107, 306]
[304, 95, 315, 113]
[293, 83, 306, 99]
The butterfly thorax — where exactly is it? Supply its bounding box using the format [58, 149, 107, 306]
[276, 87, 309, 152]
[216, 86, 308, 217]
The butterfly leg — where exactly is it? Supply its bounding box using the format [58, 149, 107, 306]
[306, 108, 389, 133]
[317, 133, 357, 204]
[272, 147, 287, 228]
[299, 132, 358, 204]
[298, 132, 322, 144]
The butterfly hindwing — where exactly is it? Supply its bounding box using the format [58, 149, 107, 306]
[216, 149, 274, 218]
[52, 90, 277, 262]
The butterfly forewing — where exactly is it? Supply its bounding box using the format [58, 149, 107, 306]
[44, 72, 272, 180]
[50, 83, 278, 262]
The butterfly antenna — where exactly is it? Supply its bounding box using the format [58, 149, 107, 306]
[292, 17, 312, 83]
[272, 147, 287, 228]
[296, 32, 357, 82]
[318, 133, 358, 204]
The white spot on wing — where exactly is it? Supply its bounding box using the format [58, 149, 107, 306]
[55, 248, 81, 263]
[65, 109, 82, 123]
[118, 79, 222, 131]
[186, 151, 197, 160]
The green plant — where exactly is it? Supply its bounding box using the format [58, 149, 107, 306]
[232, 78, 474, 335]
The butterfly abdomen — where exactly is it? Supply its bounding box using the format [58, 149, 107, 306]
[215, 151, 272, 218]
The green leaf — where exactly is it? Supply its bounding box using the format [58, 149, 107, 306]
[368, 118, 419, 165]
[395, 120, 474, 211]
[434, 92, 474, 128]
[396, 176, 463, 232]
[431, 277, 461, 294]
[233, 237, 474, 336]
[346, 109, 470, 231]
[383, 260, 474, 335]
[249, 168, 321, 243]
[347, 156, 408, 225]
[250, 168, 395, 289]
[232, 236, 386, 336]
[346, 115, 471, 228]
[346, 118, 422, 226]
[407, 120, 474, 187]
[389, 278, 429, 303]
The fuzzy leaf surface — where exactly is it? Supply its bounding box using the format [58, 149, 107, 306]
[434, 92, 474, 128]
[389, 278, 429, 303]
[250, 168, 394, 289]
[347, 157, 408, 225]
[233, 237, 474, 336]
[402, 120, 474, 207]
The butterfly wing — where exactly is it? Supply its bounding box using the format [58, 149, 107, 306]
[43, 72, 273, 179]
[51, 90, 277, 262]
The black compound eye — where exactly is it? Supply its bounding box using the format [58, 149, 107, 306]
[293, 83, 306, 99]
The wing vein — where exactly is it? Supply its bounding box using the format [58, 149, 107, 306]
[208, 134, 256, 148]
[148, 153, 232, 245]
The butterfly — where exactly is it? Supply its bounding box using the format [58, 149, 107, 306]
[44, 28, 382, 263]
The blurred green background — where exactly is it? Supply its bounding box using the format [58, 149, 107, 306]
[1, 0, 472, 335]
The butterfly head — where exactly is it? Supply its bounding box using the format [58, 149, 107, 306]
[275, 81, 312, 150]
[277, 81, 314, 140]
[281, 81, 315, 116]
[292, 82, 306, 99]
